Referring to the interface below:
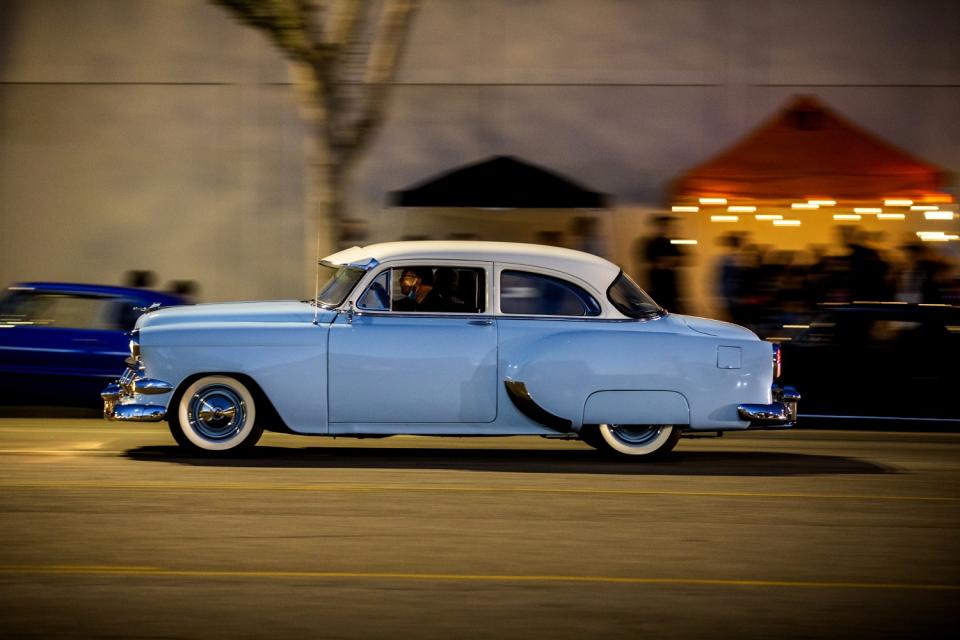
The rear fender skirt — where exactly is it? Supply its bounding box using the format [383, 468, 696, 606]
[504, 379, 573, 433]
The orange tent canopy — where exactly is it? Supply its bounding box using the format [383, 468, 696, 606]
[670, 96, 951, 203]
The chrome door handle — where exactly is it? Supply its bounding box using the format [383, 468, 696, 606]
[468, 319, 493, 326]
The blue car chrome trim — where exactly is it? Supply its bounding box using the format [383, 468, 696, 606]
[134, 378, 175, 395]
[739, 385, 800, 429]
[321, 258, 380, 271]
[102, 364, 170, 423]
[110, 404, 166, 422]
[504, 379, 573, 432]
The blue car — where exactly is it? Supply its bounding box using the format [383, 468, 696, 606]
[0, 283, 186, 407]
[103, 241, 795, 457]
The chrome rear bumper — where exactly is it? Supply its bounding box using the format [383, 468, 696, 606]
[739, 385, 800, 429]
[102, 366, 172, 423]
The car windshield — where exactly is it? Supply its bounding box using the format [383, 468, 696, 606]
[315, 263, 366, 307]
[607, 271, 663, 318]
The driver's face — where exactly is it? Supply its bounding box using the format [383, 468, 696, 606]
[400, 271, 419, 295]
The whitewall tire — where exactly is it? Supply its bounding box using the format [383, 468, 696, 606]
[169, 375, 262, 453]
[588, 424, 680, 458]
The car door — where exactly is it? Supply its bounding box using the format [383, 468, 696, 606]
[0, 289, 125, 402]
[82, 296, 145, 379]
[327, 262, 498, 425]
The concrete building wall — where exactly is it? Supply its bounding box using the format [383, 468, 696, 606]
[1, 0, 958, 305]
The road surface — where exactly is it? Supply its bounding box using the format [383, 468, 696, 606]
[0, 419, 957, 639]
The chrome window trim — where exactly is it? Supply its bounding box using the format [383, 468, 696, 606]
[496, 315, 650, 324]
[344, 257, 380, 270]
[341, 311, 495, 321]
[347, 311, 647, 323]
[344, 259, 493, 316]
[605, 270, 665, 319]
[494, 262, 615, 319]
[315, 261, 371, 308]
[355, 269, 392, 312]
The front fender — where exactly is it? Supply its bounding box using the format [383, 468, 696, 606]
[140, 322, 329, 433]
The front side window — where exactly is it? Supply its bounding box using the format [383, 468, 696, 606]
[358, 266, 485, 314]
[500, 270, 601, 317]
[316, 262, 366, 307]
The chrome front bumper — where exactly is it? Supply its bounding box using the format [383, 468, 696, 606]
[738, 385, 800, 429]
[101, 366, 173, 422]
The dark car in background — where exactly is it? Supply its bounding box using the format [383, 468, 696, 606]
[779, 302, 959, 425]
[0, 283, 186, 407]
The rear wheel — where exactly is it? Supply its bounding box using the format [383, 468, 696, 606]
[579, 424, 680, 458]
[168, 375, 262, 453]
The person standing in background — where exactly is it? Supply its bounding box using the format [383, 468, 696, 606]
[638, 215, 685, 313]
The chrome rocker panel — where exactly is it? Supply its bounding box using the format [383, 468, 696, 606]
[102, 365, 172, 423]
[739, 385, 800, 429]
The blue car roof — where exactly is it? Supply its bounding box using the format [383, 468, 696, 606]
[9, 282, 185, 305]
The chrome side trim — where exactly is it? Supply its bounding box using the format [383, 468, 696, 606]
[133, 378, 175, 395]
[504, 379, 573, 433]
[110, 404, 166, 422]
[350, 310, 639, 323]
[739, 384, 800, 429]
[738, 402, 790, 423]
[133, 302, 163, 314]
[102, 366, 173, 423]
[100, 384, 121, 401]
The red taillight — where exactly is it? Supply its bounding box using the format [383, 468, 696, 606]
[772, 343, 782, 379]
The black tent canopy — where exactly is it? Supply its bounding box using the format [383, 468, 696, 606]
[389, 155, 609, 209]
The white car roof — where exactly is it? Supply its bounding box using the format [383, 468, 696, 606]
[323, 241, 622, 291]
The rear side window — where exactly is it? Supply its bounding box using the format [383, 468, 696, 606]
[500, 270, 601, 317]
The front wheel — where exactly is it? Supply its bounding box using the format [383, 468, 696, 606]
[579, 424, 680, 458]
[168, 375, 262, 453]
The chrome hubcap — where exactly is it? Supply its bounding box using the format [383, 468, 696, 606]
[187, 385, 246, 442]
[607, 424, 664, 446]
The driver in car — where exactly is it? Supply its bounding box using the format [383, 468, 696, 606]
[394, 267, 448, 312]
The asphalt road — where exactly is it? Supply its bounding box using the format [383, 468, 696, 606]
[0, 419, 957, 639]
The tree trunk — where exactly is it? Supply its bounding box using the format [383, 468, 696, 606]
[288, 60, 340, 292]
[303, 126, 339, 294]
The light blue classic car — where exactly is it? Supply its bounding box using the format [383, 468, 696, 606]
[103, 241, 798, 457]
